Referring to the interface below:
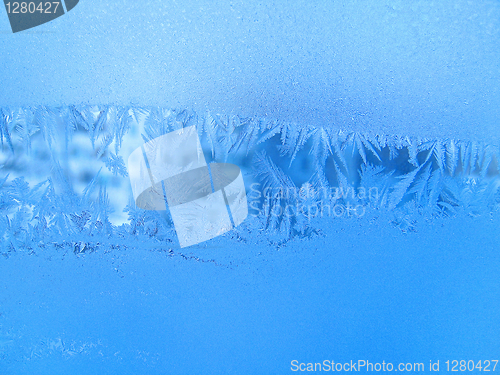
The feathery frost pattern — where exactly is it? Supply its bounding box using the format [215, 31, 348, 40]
[1, 105, 499, 252]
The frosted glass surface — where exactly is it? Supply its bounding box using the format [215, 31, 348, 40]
[1, 1, 499, 374]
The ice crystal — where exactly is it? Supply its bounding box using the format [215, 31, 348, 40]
[0, 105, 498, 251]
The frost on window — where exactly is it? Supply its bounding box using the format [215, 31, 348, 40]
[128, 126, 248, 248]
[0, 106, 499, 252]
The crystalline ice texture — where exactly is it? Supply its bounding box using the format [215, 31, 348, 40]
[170, 190, 233, 248]
[209, 163, 248, 227]
[128, 126, 247, 247]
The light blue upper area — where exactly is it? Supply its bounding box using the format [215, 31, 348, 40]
[0, 0, 499, 142]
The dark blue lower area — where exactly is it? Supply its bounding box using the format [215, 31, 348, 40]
[1, 212, 499, 374]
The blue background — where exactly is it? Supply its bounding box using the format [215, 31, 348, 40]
[1, 1, 499, 374]
[1, 0, 499, 142]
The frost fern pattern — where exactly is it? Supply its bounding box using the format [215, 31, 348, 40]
[1, 106, 499, 251]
